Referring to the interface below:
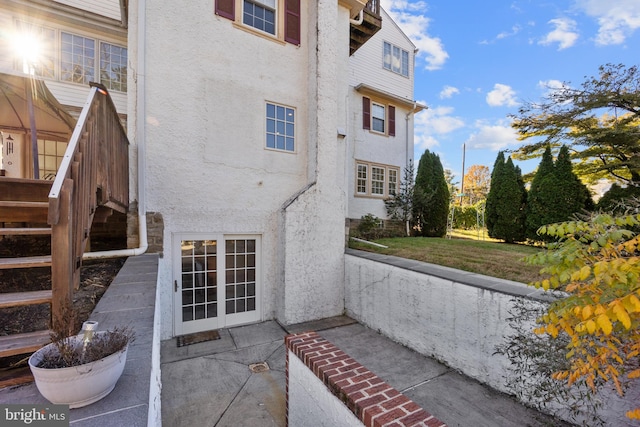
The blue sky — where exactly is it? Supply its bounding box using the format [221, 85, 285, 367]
[381, 0, 640, 185]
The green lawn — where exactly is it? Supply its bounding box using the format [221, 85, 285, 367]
[349, 233, 545, 284]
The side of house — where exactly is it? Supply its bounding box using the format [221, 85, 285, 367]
[128, 0, 372, 339]
[346, 7, 425, 227]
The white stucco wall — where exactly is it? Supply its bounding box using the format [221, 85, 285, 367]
[287, 350, 362, 427]
[344, 253, 523, 393]
[344, 253, 640, 426]
[137, 0, 352, 336]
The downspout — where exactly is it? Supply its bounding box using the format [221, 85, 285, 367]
[83, 0, 147, 260]
[349, 10, 363, 25]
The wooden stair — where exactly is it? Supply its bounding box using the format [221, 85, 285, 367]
[0, 178, 54, 388]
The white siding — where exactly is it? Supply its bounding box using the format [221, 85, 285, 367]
[346, 7, 418, 221]
[348, 8, 415, 100]
[53, 0, 122, 21]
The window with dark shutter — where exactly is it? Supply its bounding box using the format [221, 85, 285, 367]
[284, 0, 301, 45]
[215, 0, 235, 20]
[388, 106, 396, 136]
[362, 97, 371, 130]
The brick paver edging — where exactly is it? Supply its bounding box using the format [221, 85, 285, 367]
[285, 331, 447, 427]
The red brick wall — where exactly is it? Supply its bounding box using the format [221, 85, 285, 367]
[285, 331, 446, 427]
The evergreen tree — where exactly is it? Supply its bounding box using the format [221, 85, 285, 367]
[526, 145, 594, 240]
[525, 146, 555, 239]
[486, 152, 526, 243]
[413, 150, 449, 237]
[553, 145, 594, 214]
[485, 152, 505, 236]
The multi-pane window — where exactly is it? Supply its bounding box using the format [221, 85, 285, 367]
[15, 21, 55, 78]
[371, 103, 385, 133]
[181, 240, 218, 322]
[100, 42, 128, 92]
[224, 239, 257, 315]
[61, 32, 95, 85]
[355, 162, 400, 198]
[383, 41, 409, 77]
[243, 0, 276, 35]
[371, 166, 385, 195]
[266, 102, 295, 152]
[37, 139, 68, 180]
[13, 23, 127, 92]
[357, 164, 368, 194]
[388, 169, 398, 196]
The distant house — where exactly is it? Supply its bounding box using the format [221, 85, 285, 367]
[0, 0, 127, 179]
[346, 7, 426, 227]
[0, 1, 426, 340]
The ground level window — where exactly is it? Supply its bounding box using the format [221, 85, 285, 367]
[355, 161, 400, 198]
[371, 166, 385, 195]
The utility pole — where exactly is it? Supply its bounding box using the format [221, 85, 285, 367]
[459, 143, 465, 205]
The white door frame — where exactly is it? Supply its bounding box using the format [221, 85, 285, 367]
[173, 233, 261, 336]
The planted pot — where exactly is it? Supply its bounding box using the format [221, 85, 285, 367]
[28, 329, 130, 408]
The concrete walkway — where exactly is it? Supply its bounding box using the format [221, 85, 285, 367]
[161, 316, 569, 427]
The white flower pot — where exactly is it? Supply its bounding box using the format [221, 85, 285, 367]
[28, 332, 129, 409]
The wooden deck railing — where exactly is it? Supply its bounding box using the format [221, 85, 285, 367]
[47, 84, 129, 326]
[365, 0, 380, 16]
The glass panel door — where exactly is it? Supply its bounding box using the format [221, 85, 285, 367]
[224, 238, 259, 325]
[176, 239, 220, 335]
[175, 235, 261, 335]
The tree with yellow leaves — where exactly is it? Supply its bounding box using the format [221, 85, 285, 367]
[527, 211, 640, 421]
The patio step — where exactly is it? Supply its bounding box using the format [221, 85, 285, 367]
[0, 256, 52, 270]
[0, 330, 51, 358]
[0, 290, 53, 309]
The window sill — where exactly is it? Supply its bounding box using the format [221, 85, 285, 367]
[232, 22, 287, 46]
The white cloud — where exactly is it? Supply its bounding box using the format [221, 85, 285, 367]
[486, 84, 519, 107]
[576, 0, 640, 45]
[413, 105, 465, 152]
[381, 0, 449, 70]
[539, 18, 579, 50]
[465, 121, 520, 151]
[497, 25, 522, 39]
[439, 85, 460, 99]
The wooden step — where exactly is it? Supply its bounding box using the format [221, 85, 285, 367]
[0, 227, 52, 236]
[0, 330, 51, 358]
[0, 201, 49, 223]
[0, 290, 53, 309]
[0, 366, 34, 389]
[0, 178, 52, 202]
[0, 256, 52, 270]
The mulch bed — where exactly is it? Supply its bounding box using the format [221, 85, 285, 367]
[0, 235, 126, 370]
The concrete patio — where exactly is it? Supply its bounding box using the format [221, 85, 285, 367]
[160, 316, 569, 427]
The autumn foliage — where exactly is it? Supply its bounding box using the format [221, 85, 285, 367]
[526, 212, 640, 420]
